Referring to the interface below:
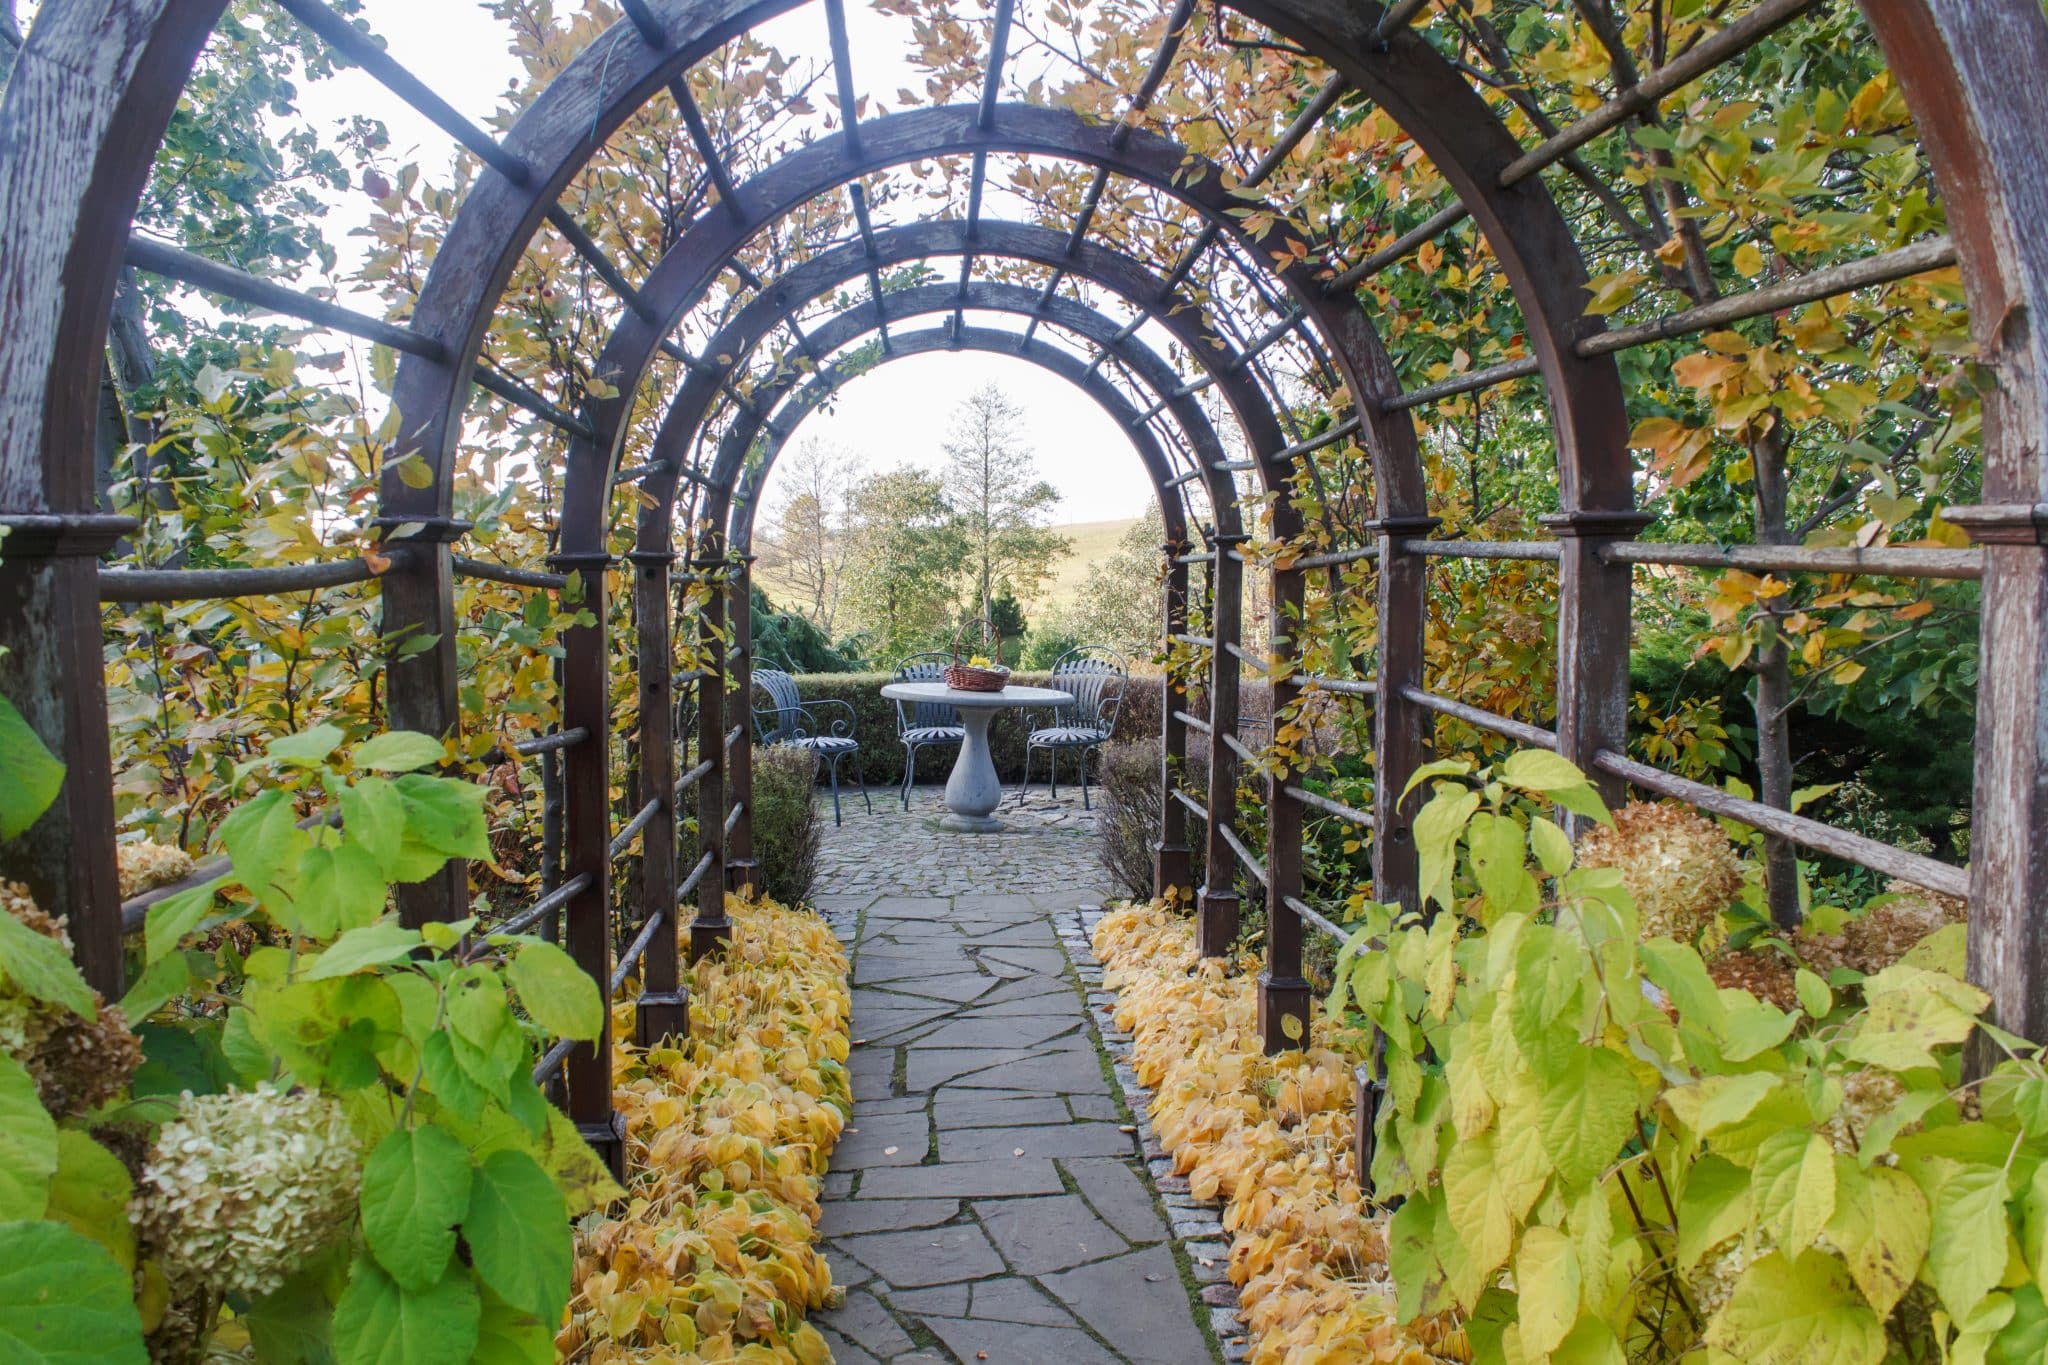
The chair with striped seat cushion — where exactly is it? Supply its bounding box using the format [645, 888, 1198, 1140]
[1015, 646, 1128, 811]
[752, 668, 870, 825]
[891, 652, 965, 810]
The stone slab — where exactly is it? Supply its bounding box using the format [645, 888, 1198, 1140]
[941, 1123, 1137, 1163]
[1041, 1244, 1215, 1365]
[853, 1159, 1066, 1200]
[835, 1223, 1006, 1287]
[921, 1316, 1121, 1365]
[973, 1194, 1127, 1275]
[821, 1199, 960, 1238]
[817, 1288, 915, 1358]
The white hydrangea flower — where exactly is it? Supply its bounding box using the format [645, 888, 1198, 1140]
[136, 1084, 362, 1301]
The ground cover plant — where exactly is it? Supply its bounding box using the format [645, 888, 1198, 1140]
[1098, 748, 2039, 1364]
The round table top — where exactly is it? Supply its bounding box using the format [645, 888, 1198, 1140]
[880, 681, 1074, 709]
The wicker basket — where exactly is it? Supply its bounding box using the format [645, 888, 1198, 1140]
[945, 618, 1011, 692]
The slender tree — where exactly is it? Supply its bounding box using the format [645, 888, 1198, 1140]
[839, 466, 969, 660]
[940, 383, 1071, 626]
[758, 437, 858, 636]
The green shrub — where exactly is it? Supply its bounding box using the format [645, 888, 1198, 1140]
[749, 744, 822, 905]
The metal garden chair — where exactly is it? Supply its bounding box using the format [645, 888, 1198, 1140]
[752, 667, 870, 825]
[1014, 645, 1128, 810]
[891, 650, 965, 810]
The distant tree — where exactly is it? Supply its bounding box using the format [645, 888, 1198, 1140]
[757, 437, 857, 636]
[941, 383, 1071, 623]
[1067, 507, 1167, 658]
[839, 466, 968, 661]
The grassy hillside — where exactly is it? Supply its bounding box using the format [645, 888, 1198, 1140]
[754, 516, 1140, 616]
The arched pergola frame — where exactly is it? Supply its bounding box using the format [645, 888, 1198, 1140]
[0, 0, 2042, 1171]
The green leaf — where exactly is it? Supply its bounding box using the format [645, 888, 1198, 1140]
[1387, 1188, 1441, 1323]
[44, 1132, 135, 1273]
[331, 1256, 480, 1365]
[243, 1249, 347, 1364]
[267, 724, 348, 768]
[1676, 1155, 1752, 1271]
[1414, 788, 1481, 915]
[507, 942, 604, 1042]
[0, 1221, 148, 1364]
[304, 923, 423, 981]
[473, 1284, 554, 1365]
[0, 1052, 58, 1221]
[1704, 1250, 1884, 1365]
[462, 1150, 571, 1323]
[1846, 965, 1988, 1071]
[340, 777, 408, 880]
[217, 788, 309, 912]
[1499, 750, 1611, 824]
[1467, 812, 1537, 917]
[0, 912, 94, 1019]
[0, 695, 64, 840]
[142, 876, 226, 967]
[353, 732, 447, 774]
[298, 842, 390, 939]
[1528, 815, 1574, 877]
[1534, 1048, 1638, 1190]
[1752, 1129, 1837, 1254]
[1915, 1157, 2014, 1321]
[419, 1032, 489, 1125]
[1399, 757, 1473, 802]
[392, 775, 490, 861]
[1795, 968, 1833, 1019]
[116, 950, 191, 1023]
[1717, 991, 1799, 1062]
[1664, 1073, 1780, 1138]
[361, 1127, 474, 1291]
[1513, 1226, 1580, 1354]
[1827, 1159, 1928, 1319]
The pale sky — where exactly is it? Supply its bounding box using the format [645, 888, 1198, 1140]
[169, 0, 1179, 522]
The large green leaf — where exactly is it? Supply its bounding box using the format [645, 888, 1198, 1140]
[506, 942, 604, 1042]
[392, 775, 491, 861]
[462, 1150, 571, 1323]
[1704, 1250, 1883, 1365]
[216, 788, 310, 912]
[361, 1126, 473, 1291]
[44, 1133, 134, 1273]
[304, 923, 423, 981]
[0, 912, 94, 1019]
[339, 777, 408, 881]
[1827, 1158, 1928, 1319]
[1751, 1129, 1837, 1254]
[331, 1257, 479, 1365]
[0, 1220, 148, 1363]
[352, 732, 447, 773]
[0, 1053, 58, 1220]
[298, 842, 390, 940]
[266, 724, 347, 768]
[141, 876, 227, 967]
[1914, 1156, 2013, 1321]
[0, 695, 64, 840]
[472, 1286, 554, 1365]
[1533, 1049, 1638, 1190]
[1513, 1226, 1580, 1354]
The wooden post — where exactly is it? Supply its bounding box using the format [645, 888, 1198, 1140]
[689, 550, 731, 961]
[1197, 534, 1247, 956]
[630, 547, 687, 1046]
[1369, 517, 1437, 914]
[1544, 510, 1651, 818]
[1259, 555, 1311, 1053]
[377, 521, 469, 926]
[547, 548, 621, 1177]
[1154, 543, 1192, 900]
[724, 556, 759, 897]
[0, 516, 133, 997]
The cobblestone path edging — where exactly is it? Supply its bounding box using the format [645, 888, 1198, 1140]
[805, 788, 1236, 1365]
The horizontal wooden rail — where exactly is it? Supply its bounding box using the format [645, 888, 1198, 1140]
[1326, 201, 1468, 294]
[723, 801, 743, 836]
[510, 727, 588, 758]
[1602, 541, 1983, 580]
[1593, 750, 1969, 899]
[118, 809, 341, 932]
[1172, 788, 1207, 822]
[1172, 709, 1214, 735]
[452, 557, 571, 590]
[1219, 729, 1260, 766]
[531, 1037, 574, 1085]
[1299, 673, 1378, 698]
[1294, 543, 1379, 570]
[1176, 551, 1217, 565]
[1402, 538, 1561, 562]
[677, 848, 716, 901]
[609, 907, 669, 994]
[1282, 894, 1353, 942]
[607, 797, 662, 859]
[1217, 821, 1269, 887]
[1223, 641, 1270, 673]
[1173, 632, 1215, 648]
[1285, 784, 1374, 828]
[1386, 356, 1542, 410]
[674, 757, 716, 797]
[99, 557, 387, 602]
[494, 871, 595, 938]
[1277, 418, 1363, 462]
[1400, 686, 1558, 749]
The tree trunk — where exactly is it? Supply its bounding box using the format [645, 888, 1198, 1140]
[1749, 421, 1802, 929]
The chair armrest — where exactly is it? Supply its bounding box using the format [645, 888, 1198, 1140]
[805, 697, 860, 740]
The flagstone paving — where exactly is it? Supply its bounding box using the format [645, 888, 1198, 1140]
[810, 786, 1222, 1365]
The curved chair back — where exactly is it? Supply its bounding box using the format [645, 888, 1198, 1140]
[1048, 646, 1128, 736]
[893, 651, 959, 732]
[753, 668, 804, 744]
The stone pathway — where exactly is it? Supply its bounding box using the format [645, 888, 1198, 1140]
[810, 787, 1219, 1365]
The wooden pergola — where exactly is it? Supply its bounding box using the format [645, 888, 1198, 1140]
[1, 0, 2042, 1168]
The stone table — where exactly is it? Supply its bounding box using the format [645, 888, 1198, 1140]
[879, 682, 1072, 833]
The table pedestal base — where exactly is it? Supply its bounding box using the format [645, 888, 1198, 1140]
[940, 706, 1005, 833]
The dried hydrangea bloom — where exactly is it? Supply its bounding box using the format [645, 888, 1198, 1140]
[1706, 948, 1799, 1013]
[1574, 801, 1744, 944]
[117, 841, 195, 900]
[1797, 877, 1969, 978]
[1822, 1068, 1908, 1157]
[0, 878, 144, 1115]
[136, 1085, 361, 1301]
